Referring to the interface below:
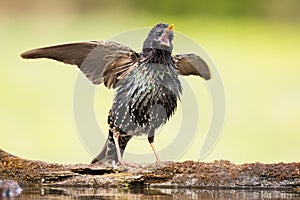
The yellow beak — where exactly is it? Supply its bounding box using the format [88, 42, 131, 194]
[167, 24, 174, 30]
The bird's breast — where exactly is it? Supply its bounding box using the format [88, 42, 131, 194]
[112, 62, 182, 134]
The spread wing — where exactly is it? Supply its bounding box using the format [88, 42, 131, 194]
[173, 54, 211, 80]
[21, 41, 139, 88]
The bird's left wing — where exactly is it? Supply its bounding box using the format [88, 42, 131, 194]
[21, 41, 139, 88]
[173, 54, 211, 80]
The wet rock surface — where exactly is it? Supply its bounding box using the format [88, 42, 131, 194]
[1, 149, 300, 191]
[153, 160, 300, 188]
[0, 179, 22, 198]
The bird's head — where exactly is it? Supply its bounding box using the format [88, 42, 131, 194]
[142, 23, 174, 54]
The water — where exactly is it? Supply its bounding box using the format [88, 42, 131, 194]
[17, 186, 300, 200]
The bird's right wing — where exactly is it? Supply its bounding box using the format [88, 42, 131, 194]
[21, 41, 139, 88]
[173, 54, 211, 80]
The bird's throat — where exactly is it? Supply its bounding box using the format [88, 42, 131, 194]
[142, 48, 172, 65]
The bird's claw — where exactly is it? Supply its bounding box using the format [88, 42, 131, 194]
[118, 160, 140, 168]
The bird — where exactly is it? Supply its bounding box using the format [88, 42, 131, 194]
[21, 23, 211, 166]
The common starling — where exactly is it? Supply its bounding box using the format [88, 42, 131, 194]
[21, 23, 211, 165]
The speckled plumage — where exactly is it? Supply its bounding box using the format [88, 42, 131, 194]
[112, 56, 182, 133]
[21, 23, 211, 165]
[95, 23, 182, 164]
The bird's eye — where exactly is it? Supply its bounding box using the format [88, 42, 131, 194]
[156, 31, 163, 37]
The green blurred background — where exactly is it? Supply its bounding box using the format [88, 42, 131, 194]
[1, 0, 299, 164]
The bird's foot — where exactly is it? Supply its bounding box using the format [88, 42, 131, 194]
[118, 160, 140, 168]
[155, 160, 173, 166]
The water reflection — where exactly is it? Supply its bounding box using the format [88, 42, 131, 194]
[19, 186, 300, 200]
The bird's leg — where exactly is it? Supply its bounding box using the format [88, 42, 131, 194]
[112, 131, 139, 167]
[112, 131, 123, 164]
[150, 143, 161, 163]
[148, 135, 161, 163]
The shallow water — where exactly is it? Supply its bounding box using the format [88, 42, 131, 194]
[17, 186, 300, 200]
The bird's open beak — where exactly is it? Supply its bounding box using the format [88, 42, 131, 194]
[159, 24, 174, 47]
[167, 24, 174, 30]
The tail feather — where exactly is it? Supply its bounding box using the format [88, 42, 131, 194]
[91, 131, 132, 164]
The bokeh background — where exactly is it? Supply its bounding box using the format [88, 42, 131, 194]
[1, 0, 299, 164]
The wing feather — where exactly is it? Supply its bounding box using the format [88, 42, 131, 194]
[173, 54, 211, 80]
[21, 41, 139, 88]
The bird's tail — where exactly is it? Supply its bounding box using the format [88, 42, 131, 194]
[91, 131, 132, 164]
